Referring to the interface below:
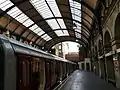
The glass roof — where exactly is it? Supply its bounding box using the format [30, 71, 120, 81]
[55, 30, 69, 36]
[30, 0, 69, 36]
[0, 0, 13, 11]
[69, 0, 81, 38]
[0, 0, 52, 41]
[46, 19, 60, 29]
[29, 24, 51, 41]
[41, 34, 52, 41]
[57, 19, 67, 29]
[0, 0, 98, 48]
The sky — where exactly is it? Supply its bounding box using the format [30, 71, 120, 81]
[63, 41, 80, 54]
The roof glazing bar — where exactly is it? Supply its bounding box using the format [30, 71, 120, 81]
[0, 0, 51, 41]
[0, 0, 13, 11]
[69, 0, 81, 38]
[30, 0, 69, 36]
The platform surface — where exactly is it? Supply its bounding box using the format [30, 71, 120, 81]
[59, 70, 119, 90]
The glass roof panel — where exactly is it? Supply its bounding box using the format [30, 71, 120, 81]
[15, 13, 29, 23]
[54, 30, 63, 36]
[29, 24, 38, 30]
[55, 30, 69, 36]
[75, 22, 81, 33]
[7, 7, 22, 18]
[23, 19, 34, 27]
[70, 0, 81, 22]
[30, 24, 47, 39]
[41, 34, 52, 41]
[57, 19, 67, 29]
[47, 0, 62, 17]
[0, 0, 52, 41]
[46, 19, 60, 29]
[30, 0, 63, 30]
[33, 27, 44, 33]
[0, 0, 6, 4]
[38, 31, 45, 36]
[75, 32, 81, 38]
[30, 0, 68, 38]
[0, 0, 13, 11]
[69, 0, 81, 38]
[30, 0, 53, 18]
[63, 30, 69, 36]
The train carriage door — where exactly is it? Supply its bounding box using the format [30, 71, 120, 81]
[39, 58, 45, 90]
[17, 55, 31, 90]
[45, 60, 51, 90]
[31, 57, 41, 90]
[51, 60, 57, 86]
[56, 61, 61, 81]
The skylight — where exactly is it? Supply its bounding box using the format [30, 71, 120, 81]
[38, 31, 45, 36]
[41, 34, 52, 41]
[63, 30, 69, 36]
[0, 0, 13, 11]
[46, 19, 60, 29]
[69, 0, 81, 38]
[55, 30, 69, 36]
[0, 0, 51, 41]
[23, 19, 34, 27]
[29, 24, 38, 30]
[57, 19, 67, 29]
[30, 0, 69, 36]
[7, 7, 22, 18]
[47, 0, 62, 17]
[30, 0, 53, 18]
[29, 24, 52, 41]
[55, 30, 63, 36]
[7, 6, 34, 27]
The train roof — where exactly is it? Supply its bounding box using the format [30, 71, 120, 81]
[0, 35, 75, 64]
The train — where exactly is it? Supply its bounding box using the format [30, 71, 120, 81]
[0, 35, 76, 90]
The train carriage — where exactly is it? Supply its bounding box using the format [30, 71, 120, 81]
[0, 35, 76, 90]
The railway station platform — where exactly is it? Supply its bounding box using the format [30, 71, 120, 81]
[57, 70, 119, 90]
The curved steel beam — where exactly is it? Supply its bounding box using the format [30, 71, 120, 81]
[45, 40, 87, 52]
[4, 7, 34, 34]
[0, 0, 98, 32]
[0, 0, 98, 47]
[26, 16, 91, 41]
[19, 4, 97, 36]
[43, 36, 88, 51]
[1, 4, 96, 39]
[23, 15, 92, 40]
[31, 17, 90, 41]
[33, 29, 89, 44]
[24, 17, 91, 40]
[20, 9, 93, 37]
[58, 3, 98, 24]
[75, 0, 95, 14]
[28, 23, 91, 44]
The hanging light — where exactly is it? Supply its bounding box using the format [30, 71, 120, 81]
[73, 23, 77, 29]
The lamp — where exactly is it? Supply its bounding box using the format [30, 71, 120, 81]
[73, 23, 77, 29]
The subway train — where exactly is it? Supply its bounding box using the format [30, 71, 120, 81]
[0, 35, 76, 90]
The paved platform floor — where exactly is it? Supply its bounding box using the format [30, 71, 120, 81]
[59, 70, 119, 90]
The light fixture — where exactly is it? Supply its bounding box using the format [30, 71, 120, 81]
[73, 23, 77, 29]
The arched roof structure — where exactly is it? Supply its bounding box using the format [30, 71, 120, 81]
[0, 0, 99, 50]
